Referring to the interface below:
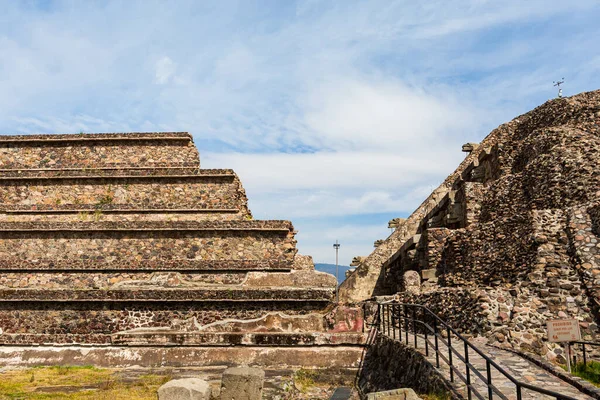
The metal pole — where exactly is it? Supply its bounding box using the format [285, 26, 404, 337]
[448, 327, 454, 382]
[434, 319, 440, 368]
[413, 307, 417, 348]
[486, 360, 493, 399]
[465, 341, 472, 400]
[333, 240, 340, 302]
[566, 343, 571, 373]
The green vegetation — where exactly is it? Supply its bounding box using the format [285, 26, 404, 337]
[0, 366, 170, 399]
[95, 194, 113, 208]
[422, 390, 453, 400]
[293, 368, 317, 393]
[567, 360, 600, 387]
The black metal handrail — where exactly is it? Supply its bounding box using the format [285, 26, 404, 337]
[368, 302, 579, 400]
[569, 340, 600, 368]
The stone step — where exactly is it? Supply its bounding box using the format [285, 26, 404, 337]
[0, 168, 233, 179]
[0, 270, 336, 289]
[0, 172, 247, 215]
[0, 345, 365, 368]
[0, 304, 348, 341]
[0, 287, 334, 302]
[0, 258, 293, 271]
[0, 220, 296, 270]
[0, 132, 199, 170]
[110, 332, 367, 346]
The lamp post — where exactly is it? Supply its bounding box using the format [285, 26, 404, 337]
[333, 240, 340, 302]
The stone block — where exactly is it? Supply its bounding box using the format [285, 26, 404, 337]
[421, 269, 437, 281]
[158, 378, 211, 400]
[367, 388, 422, 399]
[220, 366, 265, 400]
[403, 271, 421, 294]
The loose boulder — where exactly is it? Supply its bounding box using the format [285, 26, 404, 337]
[158, 378, 211, 400]
[220, 366, 265, 400]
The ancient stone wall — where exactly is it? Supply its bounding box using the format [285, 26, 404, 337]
[345, 90, 600, 360]
[0, 132, 365, 359]
[0, 132, 198, 169]
[0, 223, 296, 270]
[0, 175, 247, 213]
[357, 333, 451, 396]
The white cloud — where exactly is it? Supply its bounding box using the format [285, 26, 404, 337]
[0, 0, 598, 264]
[154, 56, 176, 85]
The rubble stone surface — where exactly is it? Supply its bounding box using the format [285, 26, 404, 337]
[342, 89, 600, 360]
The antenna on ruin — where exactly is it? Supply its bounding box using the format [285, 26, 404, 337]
[553, 78, 565, 98]
[333, 240, 340, 302]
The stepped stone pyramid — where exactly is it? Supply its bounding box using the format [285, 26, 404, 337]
[0, 132, 364, 367]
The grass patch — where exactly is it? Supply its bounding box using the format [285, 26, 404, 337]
[0, 366, 168, 399]
[293, 368, 318, 393]
[566, 360, 600, 387]
[422, 390, 452, 400]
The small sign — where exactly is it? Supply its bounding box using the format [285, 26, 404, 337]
[547, 319, 581, 343]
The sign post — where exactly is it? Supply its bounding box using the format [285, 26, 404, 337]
[547, 319, 581, 373]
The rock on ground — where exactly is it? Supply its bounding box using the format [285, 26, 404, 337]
[220, 366, 265, 400]
[158, 378, 211, 400]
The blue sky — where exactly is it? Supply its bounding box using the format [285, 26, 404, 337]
[1, 1, 599, 265]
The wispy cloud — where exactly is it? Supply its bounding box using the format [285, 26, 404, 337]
[0, 0, 599, 264]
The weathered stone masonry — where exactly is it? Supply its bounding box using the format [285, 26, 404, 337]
[341, 90, 600, 361]
[0, 132, 365, 367]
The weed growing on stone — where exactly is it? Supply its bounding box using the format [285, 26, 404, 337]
[294, 368, 317, 393]
[95, 194, 113, 208]
[421, 389, 453, 400]
[566, 361, 600, 386]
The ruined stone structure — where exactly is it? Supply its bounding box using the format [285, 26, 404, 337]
[0, 132, 364, 367]
[340, 90, 600, 361]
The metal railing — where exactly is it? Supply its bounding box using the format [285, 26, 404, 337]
[370, 302, 578, 400]
[569, 340, 600, 368]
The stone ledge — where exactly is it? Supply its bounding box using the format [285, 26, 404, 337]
[0, 132, 193, 143]
[110, 332, 367, 346]
[0, 168, 236, 179]
[0, 259, 293, 271]
[0, 220, 293, 232]
[0, 345, 365, 368]
[0, 288, 334, 302]
[3, 207, 240, 214]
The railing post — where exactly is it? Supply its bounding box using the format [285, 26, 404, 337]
[447, 326, 454, 383]
[464, 341, 472, 400]
[516, 384, 522, 400]
[425, 324, 429, 356]
[396, 305, 401, 339]
[404, 305, 409, 344]
[385, 304, 390, 337]
[583, 343, 587, 369]
[486, 360, 493, 400]
[434, 319, 440, 368]
[388, 304, 392, 337]
[413, 307, 417, 348]
[392, 305, 396, 340]
[378, 303, 382, 332]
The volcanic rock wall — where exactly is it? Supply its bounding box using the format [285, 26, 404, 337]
[341, 90, 600, 360]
